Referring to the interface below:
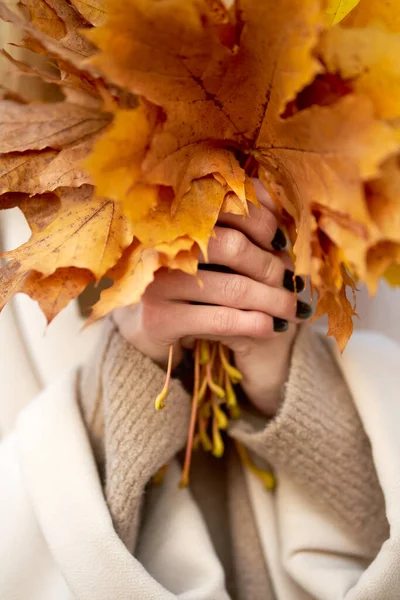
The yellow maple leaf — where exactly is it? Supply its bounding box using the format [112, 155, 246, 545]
[1, 0, 400, 350]
[323, 0, 361, 27]
[83, 103, 161, 221]
[90, 241, 160, 321]
[343, 0, 400, 32]
[22, 268, 94, 323]
[88, 0, 397, 276]
[132, 177, 226, 259]
[319, 25, 400, 120]
[385, 262, 400, 286]
[1, 186, 133, 279]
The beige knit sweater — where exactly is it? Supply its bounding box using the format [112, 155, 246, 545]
[78, 321, 388, 600]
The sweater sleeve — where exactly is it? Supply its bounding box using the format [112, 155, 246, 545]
[229, 325, 389, 556]
[78, 318, 191, 551]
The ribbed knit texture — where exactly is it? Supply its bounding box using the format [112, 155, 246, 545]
[230, 326, 389, 557]
[79, 318, 191, 550]
[78, 321, 388, 598]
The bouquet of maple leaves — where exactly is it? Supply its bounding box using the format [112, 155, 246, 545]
[0, 0, 399, 484]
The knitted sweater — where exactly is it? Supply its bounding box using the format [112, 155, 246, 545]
[78, 321, 388, 600]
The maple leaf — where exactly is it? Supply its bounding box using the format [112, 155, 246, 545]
[0, 0, 399, 352]
[319, 25, 400, 120]
[0, 185, 133, 279]
[89, 241, 160, 321]
[343, 0, 400, 32]
[23, 268, 94, 323]
[69, 0, 107, 26]
[0, 259, 93, 322]
[0, 1, 95, 70]
[385, 263, 400, 286]
[323, 0, 361, 27]
[365, 241, 400, 293]
[88, 0, 397, 273]
[83, 102, 161, 221]
[131, 177, 227, 259]
[0, 100, 111, 153]
[366, 157, 400, 241]
[0, 138, 95, 196]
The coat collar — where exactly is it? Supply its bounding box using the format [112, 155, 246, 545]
[15, 369, 177, 600]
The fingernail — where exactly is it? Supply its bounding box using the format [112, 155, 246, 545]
[271, 228, 287, 251]
[296, 300, 313, 320]
[198, 264, 236, 274]
[273, 317, 289, 332]
[283, 269, 305, 293]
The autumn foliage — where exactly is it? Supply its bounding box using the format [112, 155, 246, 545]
[0, 0, 399, 354]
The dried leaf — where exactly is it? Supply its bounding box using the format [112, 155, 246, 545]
[33, 138, 95, 192]
[0, 150, 58, 195]
[320, 25, 400, 119]
[260, 95, 397, 275]
[19, 0, 66, 39]
[0, 0, 95, 70]
[90, 241, 160, 320]
[22, 267, 93, 323]
[323, 0, 360, 26]
[83, 103, 160, 220]
[315, 283, 356, 352]
[385, 262, 400, 286]
[133, 178, 226, 258]
[1, 185, 133, 278]
[88, 0, 323, 199]
[1, 0, 400, 345]
[366, 241, 400, 292]
[70, 0, 107, 26]
[366, 157, 400, 240]
[343, 0, 400, 32]
[0, 100, 111, 153]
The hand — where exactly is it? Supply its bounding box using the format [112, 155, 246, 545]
[113, 180, 312, 416]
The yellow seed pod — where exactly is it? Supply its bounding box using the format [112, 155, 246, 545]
[259, 471, 276, 491]
[155, 388, 167, 410]
[199, 425, 213, 451]
[213, 404, 229, 430]
[225, 375, 238, 408]
[199, 340, 211, 365]
[219, 344, 243, 383]
[212, 427, 224, 458]
[207, 376, 226, 399]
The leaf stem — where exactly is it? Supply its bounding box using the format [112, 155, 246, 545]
[180, 340, 201, 487]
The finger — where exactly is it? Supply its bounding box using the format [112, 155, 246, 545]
[156, 270, 312, 321]
[201, 226, 303, 290]
[218, 201, 282, 251]
[160, 303, 275, 341]
[251, 178, 277, 213]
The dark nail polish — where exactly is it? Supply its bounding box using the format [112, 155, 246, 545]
[273, 317, 289, 332]
[283, 269, 305, 293]
[296, 300, 313, 320]
[271, 228, 287, 251]
[198, 263, 236, 274]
